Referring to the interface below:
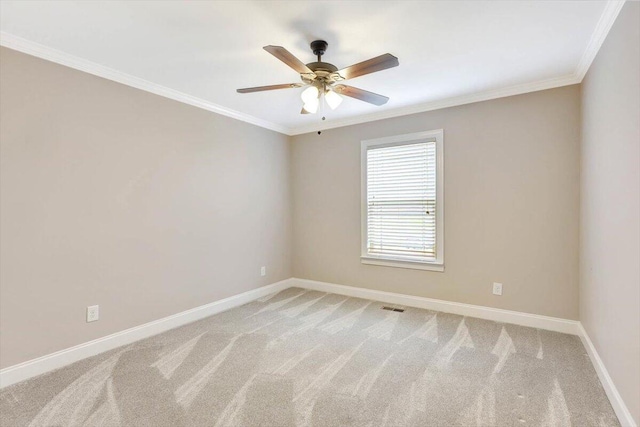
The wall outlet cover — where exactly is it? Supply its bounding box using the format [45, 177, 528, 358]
[261, 266, 266, 276]
[87, 305, 99, 322]
[493, 283, 503, 296]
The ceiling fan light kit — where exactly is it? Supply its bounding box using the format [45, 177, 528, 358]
[237, 40, 399, 118]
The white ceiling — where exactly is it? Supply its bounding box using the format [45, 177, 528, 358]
[0, 1, 622, 135]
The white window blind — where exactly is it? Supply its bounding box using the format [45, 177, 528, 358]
[366, 141, 437, 262]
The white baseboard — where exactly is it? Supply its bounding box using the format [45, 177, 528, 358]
[578, 323, 637, 427]
[293, 278, 639, 425]
[6, 276, 634, 427]
[0, 278, 293, 389]
[291, 278, 580, 335]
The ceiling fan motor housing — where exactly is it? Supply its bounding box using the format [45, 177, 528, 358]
[304, 40, 343, 86]
[301, 63, 341, 86]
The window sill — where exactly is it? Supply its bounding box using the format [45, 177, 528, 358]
[360, 256, 444, 272]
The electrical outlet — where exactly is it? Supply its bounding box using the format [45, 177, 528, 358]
[87, 305, 99, 322]
[492, 283, 503, 296]
[260, 266, 266, 277]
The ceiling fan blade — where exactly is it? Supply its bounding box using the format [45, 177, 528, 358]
[337, 53, 399, 80]
[264, 46, 314, 75]
[237, 83, 304, 93]
[334, 85, 389, 106]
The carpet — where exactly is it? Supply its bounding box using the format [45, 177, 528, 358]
[0, 287, 619, 426]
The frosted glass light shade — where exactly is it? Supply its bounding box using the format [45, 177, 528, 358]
[325, 90, 343, 110]
[301, 86, 319, 104]
[302, 97, 319, 114]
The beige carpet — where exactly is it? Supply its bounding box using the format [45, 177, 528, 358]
[0, 287, 619, 426]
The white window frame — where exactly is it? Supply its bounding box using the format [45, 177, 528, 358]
[361, 129, 444, 272]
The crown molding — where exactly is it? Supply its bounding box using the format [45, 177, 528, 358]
[0, 1, 625, 136]
[0, 31, 290, 135]
[575, 1, 625, 81]
[288, 73, 581, 135]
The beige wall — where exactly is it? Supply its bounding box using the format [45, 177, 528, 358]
[292, 85, 581, 320]
[580, 2, 640, 424]
[0, 47, 292, 368]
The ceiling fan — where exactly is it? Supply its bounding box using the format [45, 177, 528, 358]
[237, 40, 399, 114]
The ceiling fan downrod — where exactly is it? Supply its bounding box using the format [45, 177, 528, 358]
[310, 40, 328, 63]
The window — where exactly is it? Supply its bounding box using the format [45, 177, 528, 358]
[361, 130, 444, 271]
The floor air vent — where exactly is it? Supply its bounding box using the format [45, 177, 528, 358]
[381, 306, 405, 312]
